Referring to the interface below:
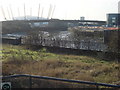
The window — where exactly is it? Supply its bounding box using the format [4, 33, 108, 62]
[112, 17, 116, 20]
[112, 20, 116, 23]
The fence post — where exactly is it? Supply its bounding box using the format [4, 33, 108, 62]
[29, 75, 32, 89]
[96, 85, 99, 90]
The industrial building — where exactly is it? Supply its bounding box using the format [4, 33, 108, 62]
[107, 13, 120, 27]
[2, 36, 21, 45]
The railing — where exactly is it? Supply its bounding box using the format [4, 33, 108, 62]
[1, 74, 120, 88]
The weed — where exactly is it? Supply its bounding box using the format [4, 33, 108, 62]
[2, 44, 119, 85]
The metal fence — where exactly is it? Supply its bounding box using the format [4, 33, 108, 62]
[1, 74, 120, 89]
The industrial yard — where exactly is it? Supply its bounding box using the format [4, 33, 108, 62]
[0, 0, 120, 89]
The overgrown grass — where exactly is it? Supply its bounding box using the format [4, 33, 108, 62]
[2, 44, 120, 85]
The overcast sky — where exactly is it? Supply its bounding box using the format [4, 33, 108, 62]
[0, 0, 119, 21]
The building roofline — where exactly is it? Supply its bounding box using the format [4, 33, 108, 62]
[107, 13, 120, 15]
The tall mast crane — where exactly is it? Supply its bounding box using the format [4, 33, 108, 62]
[9, 5, 14, 20]
[7, 7, 11, 20]
[49, 5, 53, 19]
[18, 7, 20, 18]
[51, 5, 56, 19]
[24, 4, 26, 20]
[41, 7, 44, 19]
[1, 6, 7, 20]
[30, 8, 32, 16]
[38, 4, 40, 19]
[47, 4, 52, 19]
